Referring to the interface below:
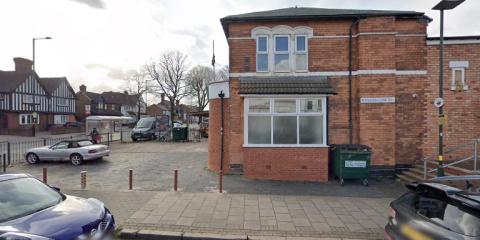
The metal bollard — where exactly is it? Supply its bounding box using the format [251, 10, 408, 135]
[129, 169, 133, 190]
[43, 167, 47, 183]
[219, 170, 223, 193]
[174, 170, 178, 192]
[80, 171, 87, 189]
[2, 154, 6, 173]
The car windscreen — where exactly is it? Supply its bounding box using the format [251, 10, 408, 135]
[399, 191, 480, 237]
[135, 118, 154, 128]
[78, 140, 93, 147]
[0, 177, 63, 223]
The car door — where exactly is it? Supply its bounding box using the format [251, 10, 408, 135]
[49, 142, 69, 161]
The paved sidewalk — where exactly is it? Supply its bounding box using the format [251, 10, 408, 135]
[122, 192, 391, 239]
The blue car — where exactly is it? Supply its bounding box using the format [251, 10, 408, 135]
[0, 174, 115, 240]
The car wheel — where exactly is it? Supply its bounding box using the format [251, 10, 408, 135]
[132, 138, 138, 142]
[70, 154, 83, 166]
[26, 153, 40, 164]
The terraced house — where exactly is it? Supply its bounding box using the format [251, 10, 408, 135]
[0, 58, 76, 135]
[208, 7, 480, 182]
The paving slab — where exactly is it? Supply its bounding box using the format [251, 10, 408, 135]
[122, 192, 390, 239]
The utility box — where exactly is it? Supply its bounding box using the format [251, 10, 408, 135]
[331, 144, 371, 186]
[173, 127, 188, 141]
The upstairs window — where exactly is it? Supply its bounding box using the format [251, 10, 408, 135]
[23, 95, 33, 104]
[256, 36, 268, 72]
[274, 36, 290, 72]
[295, 35, 308, 72]
[451, 68, 467, 91]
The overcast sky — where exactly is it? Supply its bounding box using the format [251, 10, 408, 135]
[1, 0, 478, 102]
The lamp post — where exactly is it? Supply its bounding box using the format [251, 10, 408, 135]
[218, 90, 225, 193]
[432, 0, 465, 177]
[32, 36, 52, 71]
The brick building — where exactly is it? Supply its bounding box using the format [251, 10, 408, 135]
[0, 58, 76, 135]
[75, 85, 146, 123]
[208, 7, 480, 182]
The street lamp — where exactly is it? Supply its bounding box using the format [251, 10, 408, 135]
[432, 0, 464, 177]
[32, 36, 52, 71]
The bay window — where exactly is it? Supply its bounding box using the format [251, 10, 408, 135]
[274, 36, 290, 72]
[244, 97, 327, 146]
[256, 36, 269, 72]
[19, 114, 39, 125]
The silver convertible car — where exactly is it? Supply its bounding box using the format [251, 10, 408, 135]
[25, 139, 110, 165]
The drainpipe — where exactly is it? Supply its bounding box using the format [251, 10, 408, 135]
[348, 18, 362, 144]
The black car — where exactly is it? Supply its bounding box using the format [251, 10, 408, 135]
[385, 176, 480, 240]
[63, 121, 84, 128]
[131, 117, 157, 141]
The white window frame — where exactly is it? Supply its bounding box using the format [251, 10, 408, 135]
[451, 68, 468, 91]
[19, 113, 39, 125]
[22, 94, 33, 104]
[295, 35, 308, 72]
[57, 98, 68, 106]
[243, 96, 328, 147]
[256, 35, 269, 72]
[54, 115, 69, 124]
[273, 35, 290, 72]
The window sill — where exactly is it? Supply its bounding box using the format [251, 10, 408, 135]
[243, 144, 329, 148]
[450, 85, 469, 91]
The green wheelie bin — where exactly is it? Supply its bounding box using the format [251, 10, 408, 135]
[331, 144, 371, 186]
[172, 127, 188, 141]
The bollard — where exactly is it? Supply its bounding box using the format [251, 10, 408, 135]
[174, 170, 178, 192]
[80, 171, 87, 189]
[43, 167, 47, 183]
[2, 154, 6, 173]
[219, 170, 223, 193]
[129, 169, 133, 190]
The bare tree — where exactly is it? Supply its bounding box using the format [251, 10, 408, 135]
[145, 50, 189, 126]
[216, 65, 229, 82]
[124, 70, 147, 121]
[186, 65, 212, 112]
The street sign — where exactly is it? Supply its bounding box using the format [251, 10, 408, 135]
[360, 97, 395, 104]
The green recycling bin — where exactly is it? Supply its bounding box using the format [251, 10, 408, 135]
[173, 127, 188, 141]
[331, 144, 371, 186]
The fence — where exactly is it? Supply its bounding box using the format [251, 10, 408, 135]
[0, 131, 127, 168]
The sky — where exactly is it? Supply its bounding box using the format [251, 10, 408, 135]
[0, 0, 479, 104]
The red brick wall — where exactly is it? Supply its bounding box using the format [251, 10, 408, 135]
[244, 147, 329, 182]
[425, 43, 480, 162]
[209, 16, 431, 181]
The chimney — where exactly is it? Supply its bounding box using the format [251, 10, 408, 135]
[80, 84, 87, 93]
[13, 58, 33, 72]
[161, 93, 165, 103]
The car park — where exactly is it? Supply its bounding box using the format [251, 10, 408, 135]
[25, 139, 110, 166]
[0, 174, 115, 240]
[385, 176, 480, 240]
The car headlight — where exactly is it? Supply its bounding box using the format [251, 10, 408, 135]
[0, 232, 52, 240]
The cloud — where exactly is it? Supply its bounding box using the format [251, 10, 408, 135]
[84, 63, 126, 80]
[69, 0, 106, 9]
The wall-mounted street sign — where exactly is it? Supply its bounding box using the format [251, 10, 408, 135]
[360, 97, 396, 104]
[208, 81, 230, 99]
